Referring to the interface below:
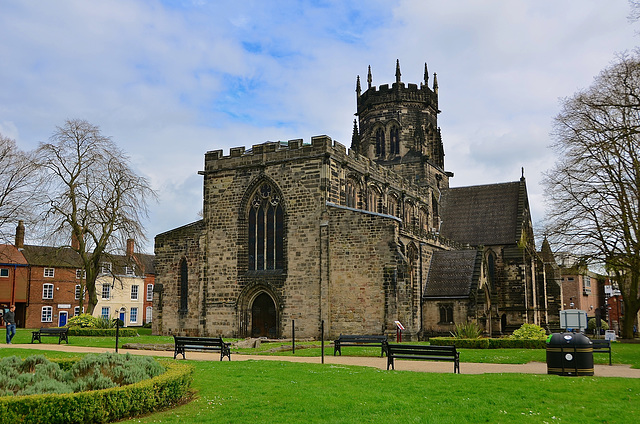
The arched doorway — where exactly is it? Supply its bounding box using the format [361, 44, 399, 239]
[251, 292, 277, 338]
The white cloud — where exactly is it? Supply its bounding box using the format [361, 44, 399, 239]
[1, 0, 637, 251]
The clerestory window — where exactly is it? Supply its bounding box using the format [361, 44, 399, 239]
[248, 183, 284, 271]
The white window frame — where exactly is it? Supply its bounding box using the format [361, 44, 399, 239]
[146, 306, 153, 323]
[100, 262, 112, 274]
[147, 284, 154, 301]
[125, 265, 136, 275]
[75, 284, 81, 300]
[41, 306, 53, 322]
[44, 268, 55, 278]
[0, 268, 9, 278]
[43, 283, 54, 299]
[76, 269, 86, 279]
[101, 307, 110, 320]
[131, 285, 139, 301]
[74, 306, 80, 316]
[101, 284, 111, 300]
[130, 307, 138, 323]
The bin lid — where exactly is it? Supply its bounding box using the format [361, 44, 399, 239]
[546, 332, 592, 346]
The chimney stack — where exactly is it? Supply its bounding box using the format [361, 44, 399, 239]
[71, 232, 80, 250]
[15, 220, 25, 249]
[126, 238, 135, 257]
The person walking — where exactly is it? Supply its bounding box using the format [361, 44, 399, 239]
[5, 305, 16, 344]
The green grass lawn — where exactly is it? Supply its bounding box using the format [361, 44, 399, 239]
[6, 329, 640, 423]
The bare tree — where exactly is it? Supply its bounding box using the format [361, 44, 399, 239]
[543, 51, 640, 338]
[0, 134, 37, 243]
[35, 119, 156, 314]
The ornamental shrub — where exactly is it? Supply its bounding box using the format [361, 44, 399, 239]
[587, 318, 609, 331]
[451, 321, 484, 339]
[510, 323, 547, 340]
[0, 353, 164, 397]
[66, 314, 99, 328]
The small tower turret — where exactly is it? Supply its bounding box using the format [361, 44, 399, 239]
[353, 61, 449, 189]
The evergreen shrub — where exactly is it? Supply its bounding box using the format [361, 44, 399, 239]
[509, 323, 547, 340]
[430, 337, 545, 349]
[587, 318, 609, 331]
[67, 328, 138, 337]
[0, 357, 193, 423]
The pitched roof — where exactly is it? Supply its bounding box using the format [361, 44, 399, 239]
[439, 180, 527, 246]
[424, 249, 481, 298]
[21, 245, 82, 268]
[0, 244, 28, 265]
[20, 245, 155, 275]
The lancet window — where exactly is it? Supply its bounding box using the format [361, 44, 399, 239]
[248, 183, 284, 271]
[390, 125, 400, 155]
[375, 128, 385, 157]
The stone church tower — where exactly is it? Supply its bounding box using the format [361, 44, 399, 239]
[153, 61, 561, 340]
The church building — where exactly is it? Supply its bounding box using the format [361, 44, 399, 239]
[153, 61, 561, 339]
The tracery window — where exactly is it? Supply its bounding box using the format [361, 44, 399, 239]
[439, 304, 454, 324]
[375, 128, 385, 157]
[390, 125, 400, 155]
[387, 193, 399, 217]
[368, 186, 382, 213]
[345, 178, 358, 209]
[248, 183, 284, 271]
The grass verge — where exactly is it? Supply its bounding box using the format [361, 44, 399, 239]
[114, 359, 640, 424]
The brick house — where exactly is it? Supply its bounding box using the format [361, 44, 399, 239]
[154, 61, 562, 339]
[0, 236, 29, 327]
[19, 242, 89, 328]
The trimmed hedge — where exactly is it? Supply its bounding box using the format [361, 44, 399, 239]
[430, 337, 546, 349]
[67, 328, 138, 337]
[0, 359, 193, 423]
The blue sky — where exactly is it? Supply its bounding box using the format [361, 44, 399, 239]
[1, 0, 637, 253]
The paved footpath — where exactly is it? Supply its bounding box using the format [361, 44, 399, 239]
[4, 344, 640, 378]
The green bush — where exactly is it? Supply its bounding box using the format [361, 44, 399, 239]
[67, 328, 138, 337]
[429, 337, 545, 349]
[0, 359, 193, 424]
[451, 322, 484, 339]
[66, 314, 99, 329]
[587, 318, 609, 331]
[0, 353, 164, 397]
[509, 323, 547, 340]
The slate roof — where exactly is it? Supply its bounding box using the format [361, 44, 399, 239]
[20, 245, 155, 275]
[424, 249, 481, 298]
[21, 245, 82, 268]
[439, 180, 527, 246]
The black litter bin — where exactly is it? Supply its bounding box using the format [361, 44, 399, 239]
[546, 332, 594, 376]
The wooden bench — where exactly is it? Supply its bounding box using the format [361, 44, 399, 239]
[31, 327, 69, 344]
[591, 339, 612, 365]
[333, 335, 388, 357]
[173, 335, 231, 361]
[387, 344, 460, 373]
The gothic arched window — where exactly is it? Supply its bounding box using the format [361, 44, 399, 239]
[345, 178, 358, 208]
[368, 186, 382, 213]
[179, 258, 188, 312]
[375, 128, 385, 157]
[390, 125, 400, 155]
[387, 193, 399, 217]
[248, 183, 284, 271]
[487, 251, 496, 290]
